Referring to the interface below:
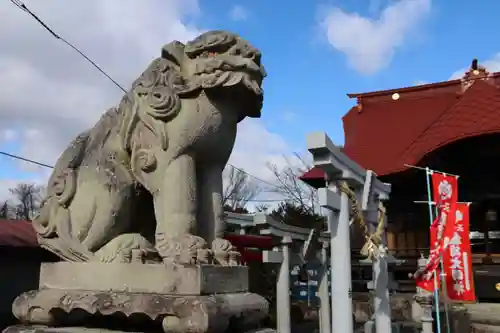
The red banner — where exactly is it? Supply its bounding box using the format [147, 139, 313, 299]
[416, 216, 441, 292]
[415, 172, 458, 292]
[442, 202, 476, 302]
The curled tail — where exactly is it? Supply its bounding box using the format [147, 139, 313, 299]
[33, 131, 94, 261]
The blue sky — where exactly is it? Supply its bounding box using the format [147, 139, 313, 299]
[1, 0, 500, 200]
[197, 0, 500, 147]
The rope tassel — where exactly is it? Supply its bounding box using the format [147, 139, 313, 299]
[338, 181, 386, 260]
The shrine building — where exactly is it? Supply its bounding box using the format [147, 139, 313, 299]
[301, 60, 500, 284]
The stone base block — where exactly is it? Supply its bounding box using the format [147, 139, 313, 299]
[40, 262, 248, 295]
[12, 288, 269, 333]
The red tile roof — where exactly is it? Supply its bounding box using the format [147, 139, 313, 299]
[400, 80, 500, 165]
[0, 219, 38, 247]
[301, 63, 500, 184]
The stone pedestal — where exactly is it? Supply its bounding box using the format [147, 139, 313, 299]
[39, 262, 249, 295]
[4, 263, 271, 333]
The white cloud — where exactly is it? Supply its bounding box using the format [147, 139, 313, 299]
[320, 0, 431, 75]
[413, 80, 429, 86]
[229, 5, 249, 21]
[368, 0, 387, 15]
[229, 119, 290, 182]
[281, 111, 299, 124]
[449, 53, 500, 80]
[0, 0, 292, 206]
[0, 129, 17, 143]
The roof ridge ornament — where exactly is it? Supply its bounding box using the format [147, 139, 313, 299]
[460, 58, 493, 93]
[356, 96, 363, 113]
[464, 58, 489, 80]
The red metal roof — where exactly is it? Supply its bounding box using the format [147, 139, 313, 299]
[0, 219, 38, 247]
[301, 63, 500, 183]
[224, 234, 274, 249]
[299, 167, 327, 188]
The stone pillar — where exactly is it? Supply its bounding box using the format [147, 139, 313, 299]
[361, 171, 393, 333]
[307, 132, 392, 333]
[413, 256, 434, 333]
[319, 241, 331, 333]
[333, 185, 354, 332]
[415, 294, 434, 333]
[373, 255, 391, 331]
[277, 236, 292, 333]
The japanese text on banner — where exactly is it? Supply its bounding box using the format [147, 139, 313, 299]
[415, 173, 458, 292]
[443, 202, 476, 302]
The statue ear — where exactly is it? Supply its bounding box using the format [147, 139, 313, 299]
[161, 41, 186, 66]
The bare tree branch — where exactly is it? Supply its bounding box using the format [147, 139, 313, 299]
[223, 166, 262, 211]
[8, 183, 44, 220]
[265, 152, 319, 214]
[0, 201, 10, 219]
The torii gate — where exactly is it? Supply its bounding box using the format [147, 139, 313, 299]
[306, 132, 394, 333]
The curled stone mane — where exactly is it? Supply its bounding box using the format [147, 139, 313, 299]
[119, 56, 186, 152]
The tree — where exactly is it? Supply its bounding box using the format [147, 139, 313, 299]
[9, 183, 44, 220]
[0, 201, 10, 219]
[265, 153, 327, 229]
[266, 153, 319, 213]
[270, 202, 326, 230]
[222, 166, 262, 212]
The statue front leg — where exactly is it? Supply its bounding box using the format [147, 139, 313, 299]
[197, 163, 240, 266]
[154, 153, 207, 264]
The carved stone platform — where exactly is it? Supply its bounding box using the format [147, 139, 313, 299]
[10, 288, 269, 333]
[39, 262, 249, 295]
[5, 262, 270, 333]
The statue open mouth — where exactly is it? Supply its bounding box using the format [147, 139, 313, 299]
[184, 30, 266, 98]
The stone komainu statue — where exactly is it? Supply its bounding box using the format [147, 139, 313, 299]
[32, 30, 266, 265]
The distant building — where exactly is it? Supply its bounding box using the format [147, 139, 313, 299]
[0, 219, 57, 330]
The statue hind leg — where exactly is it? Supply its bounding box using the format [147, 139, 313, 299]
[57, 179, 154, 263]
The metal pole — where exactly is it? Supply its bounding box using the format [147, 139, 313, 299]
[277, 235, 292, 333]
[424, 168, 442, 333]
[319, 241, 331, 333]
[330, 187, 354, 333]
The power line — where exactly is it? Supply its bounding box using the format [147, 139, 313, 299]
[8, 0, 282, 190]
[0, 150, 278, 190]
[10, 0, 127, 94]
[226, 163, 278, 189]
[7, 0, 285, 196]
[0, 151, 53, 169]
[0, 150, 285, 202]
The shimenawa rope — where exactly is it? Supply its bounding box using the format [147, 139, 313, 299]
[338, 181, 386, 260]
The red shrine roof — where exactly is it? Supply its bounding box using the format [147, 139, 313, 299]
[301, 61, 500, 185]
[0, 219, 38, 247]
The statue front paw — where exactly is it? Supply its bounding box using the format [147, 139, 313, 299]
[95, 233, 157, 264]
[212, 238, 241, 266]
[196, 248, 213, 264]
[156, 233, 208, 265]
